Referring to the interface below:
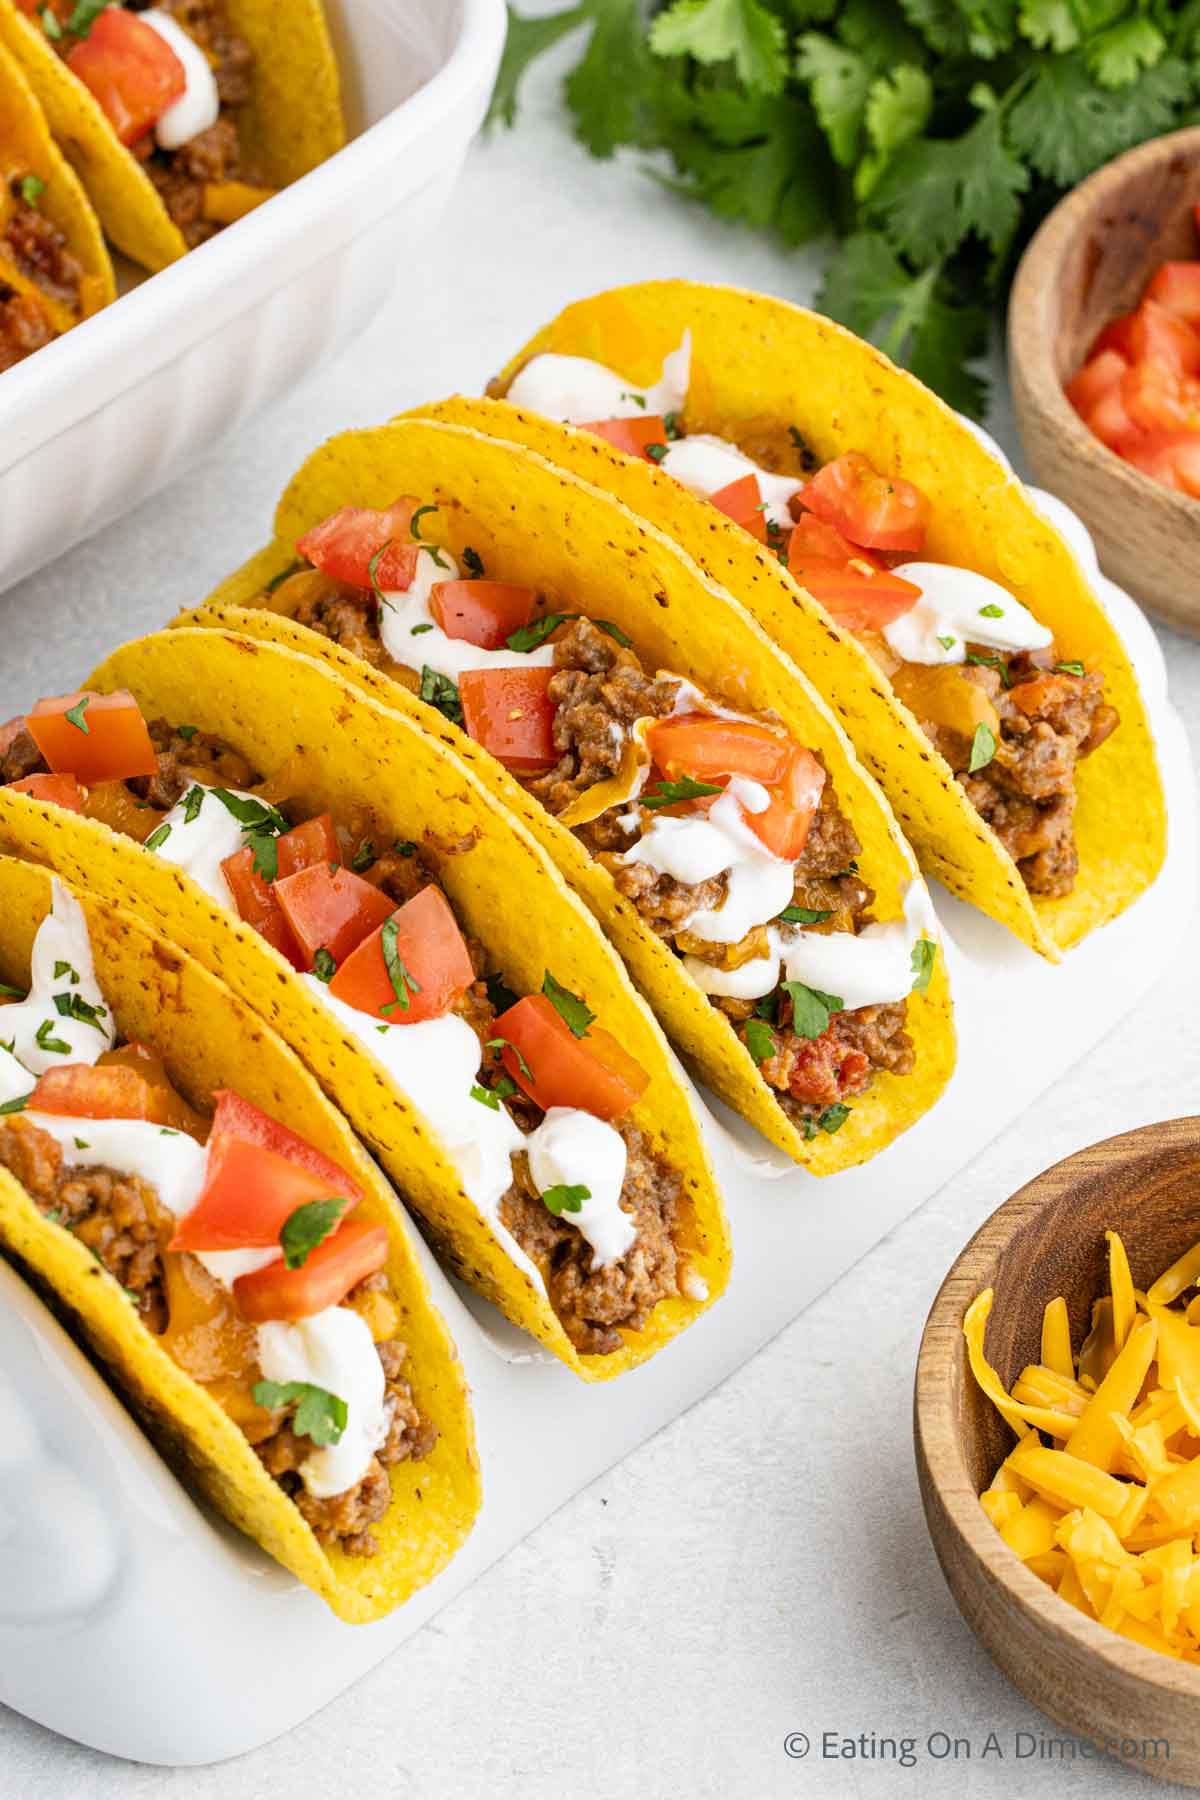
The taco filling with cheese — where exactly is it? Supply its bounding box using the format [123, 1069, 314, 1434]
[495, 344, 1120, 904]
[0, 695, 699, 1355]
[252, 500, 938, 1142]
[0, 882, 436, 1558]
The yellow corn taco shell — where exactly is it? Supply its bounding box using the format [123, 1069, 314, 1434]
[183, 417, 955, 1169]
[0, 0, 343, 272]
[0, 855, 478, 1624]
[0, 628, 729, 1377]
[459, 279, 1167, 961]
[0, 41, 114, 340]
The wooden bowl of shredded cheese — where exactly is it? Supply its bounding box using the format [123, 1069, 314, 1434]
[915, 1118, 1200, 1786]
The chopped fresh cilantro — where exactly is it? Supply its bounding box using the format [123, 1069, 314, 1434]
[393, 839, 417, 858]
[176, 724, 198, 741]
[52, 960, 79, 985]
[968, 721, 996, 774]
[368, 540, 394, 610]
[66, 0, 108, 35]
[351, 840, 376, 874]
[144, 822, 172, 853]
[966, 652, 1012, 687]
[410, 504, 439, 541]
[35, 1019, 71, 1056]
[753, 990, 778, 1023]
[39, 7, 62, 40]
[778, 905, 832, 925]
[542, 1183, 589, 1217]
[910, 938, 937, 993]
[280, 1198, 346, 1269]
[73, 1137, 89, 1151]
[181, 784, 206, 825]
[19, 175, 45, 209]
[379, 916, 421, 1014]
[664, 412, 682, 441]
[0, 980, 26, 1000]
[265, 559, 305, 595]
[64, 697, 90, 734]
[594, 618, 633, 648]
[621, 390, 647, 409]
[641, 774, 724, 809]
[978, 603, 1004, 619]
[313, 947, 337, 983]
[484, 969, 519, 1013]
[1056, 660, 1085, 676]
[462, 546, 486, 578]
[782, 980, 843, 1040]
[743, 1017, 777, 1066]
[646, 442, 670, 463]
[470, 1083, 501, 1111]
[486, 1033, 532, 1081]
[52, 992, 107, 1032]
[411, 623, 433, 635]
[252, 1380, 347, 1446]
[493, 1074, 518, 1103]
[419, 666, 463, 725]
[507, 612, 574, 653]
[210, 790, 289, 882]
[937, 635, 956, 651]
[542, 971, 595, 1038]
[818, 1102, 851, 1135]
[0, 1094, 29, 1116]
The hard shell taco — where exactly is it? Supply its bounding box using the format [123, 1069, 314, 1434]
[0, 629, 729, 1375]
[0, 0, 343, 272]
[182, 418, 956, 1169]
[0, 856, 478, 1623]
[0, 40, 114, 369]
[443, 279, 1167, 962]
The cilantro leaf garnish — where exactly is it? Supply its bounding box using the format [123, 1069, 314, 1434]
[19, 175, 45, 209]
[265, 558, 305, 595]
[0, 980, 26, 999]
[542, 971, 595, 1038]
[542, 1182, 589, 1217]
[181, 784, 206, 825]
[418, 666, 463, 725]
[778, 905, 831, 926]
[35, 1019, 71, 1055]
[410, 504, 439, 541]
[743, 1017, 777, 1066]
[782, 980, 843, 1040]
[368, 540, 394, 610]
[52, 961, 79, 985]
[462, 546, 486, 578]
[351, 841, 376, 874]
[484, 970, 519, 1013]
[818, 1102, 850, 1135]
[0, 1094, 29, 1116]
[64, 697, 90, 735]
[393, 839, 417, 858]
[937, 635, 956, 652]
[968, 722, 997, 774]
[507, 612, 574, 653]
[1056, 660, 1085, 676]
[280, 1198, 346, 1269]
[911, 938, 937, 994]
[411, 623, 433, 635]
[978, 603, 1004, 619]
[470, 1083, 501, 1111]
[38, 6, 62, 41]
[313, 947, 337, 983]
[379, 916, 421, 1015]
[66, 0, 107, 35]
[641, 774, 724, 809]
[486, 1034, 532, 1081]
[175, 724, 198, 741]
[645, 442, 670, 463]
[52, 992, 107, 1032]
[664, 412, 682, 441]
[252, 1380, 348, 1446]
[965, 652, 1012, 687]
[210, 790, 289, 882]
[144, 822, 172, 853]
[594, 619, 633, 648]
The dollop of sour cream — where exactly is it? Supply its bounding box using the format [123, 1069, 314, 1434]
[507, 336, 691, 425]
[657, 435, 803, 530]
[377, 548, 556, 681]
[150, 784, 259, 909]
[0, 883, 116, 1074]
[526, 1107, 633, 1269]
[883, 563, 1053, 667]
[23, 1113, 208, 1218]
[139, 11, 221, 151]
[256, 1310, 388, 1501]
[622, 780, 795, 947]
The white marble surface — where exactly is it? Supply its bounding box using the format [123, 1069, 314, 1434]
[1, 28, 1198, 1799]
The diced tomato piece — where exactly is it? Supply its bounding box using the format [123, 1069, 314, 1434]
[1120, 356, 1200, 435]
[459, 666, 558, 772]
[221, 845, 304, 967]
[273, 862, 395, 969]
[785, 517, 920, 631]
[1065, 349, 1128, 415]
[645, 713, 792, 786]
[276, 813, 341, 881]
[493, 994, 649, 1123]
[430, 581, 538, 650]
[1146, 262, 1200, 326]
[800, 451, 929, 552]
[1090, 312, 1138, 360]
[580, 416, 670, 461]
[296, 496, 421, 590]
[207, 1090, 364, 1200]
[744, 744, 826, 861]
[171, 1136, 358, 1253]
[707, 473, 772, 546]
[66, 7, 186, 146]
[1127, 299, 1200, 375]
[1083, 379, 1144, 454]
[328, 885, 475, 1025]
[233, 1218, 388, 1323]
[25, 690, 158, 783]
[28, 1062, 168, 1123]
[8, 772, 86, 813]
[1122, 430, 1200, 497]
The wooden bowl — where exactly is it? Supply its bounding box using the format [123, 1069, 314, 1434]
[1009, 129, 1200, 637]
[915, 1118, 1200, 1785]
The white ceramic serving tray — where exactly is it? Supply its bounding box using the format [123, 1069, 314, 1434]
[0, 495, 1194, 1765]
[0, 0, 506, 592]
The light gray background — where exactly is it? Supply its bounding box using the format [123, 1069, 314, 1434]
[1, 27, 1198, 1799]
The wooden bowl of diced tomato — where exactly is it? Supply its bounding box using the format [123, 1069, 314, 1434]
[1009, 128, 1200, 638]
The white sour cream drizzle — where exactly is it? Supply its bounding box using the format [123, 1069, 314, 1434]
[507, 337, 692, 424]
[883, 564, 1054, 667]
[623, 779, 795, 947]
[377, 548, 556, 681]
[526, 1107, 633, 1268]
[0, 1045, 34, 1106]
[139, 12, 221, 151]
[657, 436, 802, 531]
[150, 784, 260, 909]
[0, 884, 116, 1074]
[22, 1113, 208, 1217]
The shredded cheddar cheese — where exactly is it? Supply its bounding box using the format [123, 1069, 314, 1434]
[968, 1231, 1200, 1662]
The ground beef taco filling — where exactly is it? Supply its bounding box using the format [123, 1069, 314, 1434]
[0, 175, 85, 370]
[1, 701, 692, 1355]
[26, 0, 269, 248]
[245, 504, 936, 1141]
[497, 343, 1122, 902]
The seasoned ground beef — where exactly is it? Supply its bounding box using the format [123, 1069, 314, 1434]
[0, 1113, 432, 1555]
[912, 647, 1119, 898]
[499, 1123, 681, 1356]
[128, 720, 261, 810]
[6, 185, 84, 310]
[291, 581, 386, 668]
[0, 287, 54, 372]
[0, 720, 46, 783]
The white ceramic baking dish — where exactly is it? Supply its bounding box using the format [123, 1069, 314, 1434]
[0, 0, 506, 591]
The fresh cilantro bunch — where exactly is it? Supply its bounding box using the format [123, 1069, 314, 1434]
[492, 0, 1200, 414]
